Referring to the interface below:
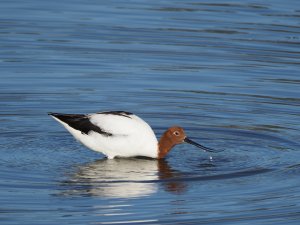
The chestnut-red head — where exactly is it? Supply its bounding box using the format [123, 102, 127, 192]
[158, 126, 219, 159]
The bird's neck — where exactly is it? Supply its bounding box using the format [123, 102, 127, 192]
[158, 132, 174, 159]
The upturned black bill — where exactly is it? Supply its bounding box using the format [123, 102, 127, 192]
[184, 137, 222, 153]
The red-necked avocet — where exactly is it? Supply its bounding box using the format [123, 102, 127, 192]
[48, 111, 219, 159]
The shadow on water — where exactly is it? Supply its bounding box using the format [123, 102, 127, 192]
[58, 158, 273, 199]
[59, 158, 184, 198]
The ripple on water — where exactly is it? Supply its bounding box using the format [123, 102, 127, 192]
[1, 0, 300, 224]
[46, 124, 299, 201]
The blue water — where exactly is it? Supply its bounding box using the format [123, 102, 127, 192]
[1, 0, 300, 224]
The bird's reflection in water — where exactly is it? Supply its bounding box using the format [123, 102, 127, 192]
[60, 158, 186, 198]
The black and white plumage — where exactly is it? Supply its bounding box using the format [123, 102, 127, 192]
[49, 111, 220, 159]
[49, 111, 158, 159]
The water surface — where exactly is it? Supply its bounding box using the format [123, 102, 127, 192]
[1, 0, 300, 224]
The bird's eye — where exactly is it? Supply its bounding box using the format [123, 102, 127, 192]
[173, 131, 180, 136]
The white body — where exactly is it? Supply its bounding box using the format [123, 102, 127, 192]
[52, 113, 158, 159]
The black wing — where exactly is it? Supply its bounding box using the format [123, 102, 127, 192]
[48, 113, 112, 136]
[97, 111, 133, 119]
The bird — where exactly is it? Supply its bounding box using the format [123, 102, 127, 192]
[48, 111, 219, 159]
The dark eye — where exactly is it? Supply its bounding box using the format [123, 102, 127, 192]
[173, 131, 180, 136]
